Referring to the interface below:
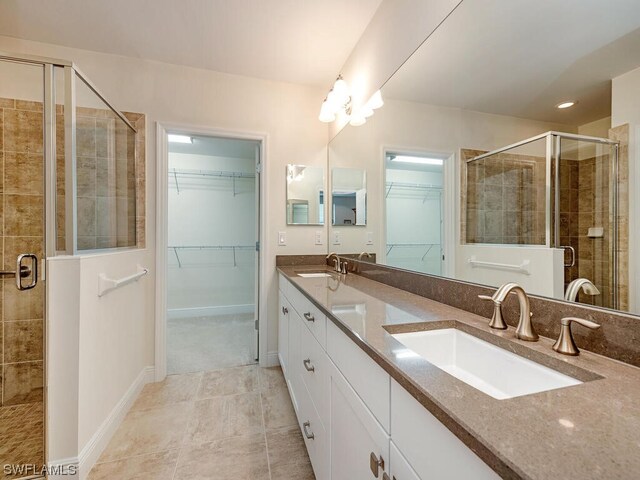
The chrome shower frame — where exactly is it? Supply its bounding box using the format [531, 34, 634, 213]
[467, 131, 620, 309]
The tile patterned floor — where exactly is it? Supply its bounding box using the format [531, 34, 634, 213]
[89, 365, 315, 480]
[0, 402, 44, 480]
[168, 315, 257, 374]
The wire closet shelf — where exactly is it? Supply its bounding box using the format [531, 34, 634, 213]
[169, 245, 255, 268]
[170, 168, 255, 195]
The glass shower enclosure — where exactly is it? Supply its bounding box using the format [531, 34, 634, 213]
[464, 131, 619, 309]
[0, 51, 137, 479]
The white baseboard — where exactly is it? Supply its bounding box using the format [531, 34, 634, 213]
[167, 304, 254, 319]
[75, 366, 155, 479]
[47, 457, 80, 479]
[263, 351, 280, 368]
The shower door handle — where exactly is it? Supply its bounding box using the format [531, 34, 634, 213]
[560, 246, 576, 268]
[16, 254, 38, 290]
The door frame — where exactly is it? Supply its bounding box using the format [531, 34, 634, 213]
[380, 145, 455, 276]
[155, 122, 268, 381]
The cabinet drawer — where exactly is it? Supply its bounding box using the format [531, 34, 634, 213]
[327, 320, 390, 432]
[390, 441, 420, 480]
[278, 273, 290, 298]
[391, 380, 499, 480]
[288, 284, 327, 349]
[300, 321, 329, 429]
[297, 378, 328, 480]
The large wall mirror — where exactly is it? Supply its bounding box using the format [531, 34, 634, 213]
[286, 164, 325, 225]
[327, 0, 640, 315]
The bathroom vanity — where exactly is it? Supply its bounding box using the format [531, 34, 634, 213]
[277, 263, 640, 480]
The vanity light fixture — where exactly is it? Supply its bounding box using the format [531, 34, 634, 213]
[318, 76, 384, 126]
[168, 134, 193, 144]
[391, 155, 444, 166]
[556, 101, 576, 109]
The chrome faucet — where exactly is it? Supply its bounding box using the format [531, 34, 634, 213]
[564, 278, 600, 302]
[552, 317, 600, 356]
[326, 252, 341, 272]
[358, 251, 372, 260]
[479, 282, 538, 341]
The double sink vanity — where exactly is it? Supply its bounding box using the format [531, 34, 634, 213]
[277, 258, 640, 480]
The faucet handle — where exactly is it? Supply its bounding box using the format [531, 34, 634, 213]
[552, 317, 601, 356]
[478, 294, 507, 330]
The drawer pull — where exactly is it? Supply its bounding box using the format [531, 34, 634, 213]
[303, 421, 315, 440]
[303, 358, 315, 372]
[303, 312, 315, 322]
[282, 306, 288, 315]
[382, 474, 395, 480]
[370, 452, 385, 478]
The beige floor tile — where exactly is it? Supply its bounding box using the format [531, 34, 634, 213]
[174, 435, 269, 480]
[258, 366, 287, 391]
[131, 372, 202, 412]
[197, 365, 258, 399]
[267, 426, 315, 479]
[88, 449, 179, 480]
[184, 392, 263, 445]
[99, 403, 192, 462]
[261, 383, 298, 431]
[270, 460, 316, 480]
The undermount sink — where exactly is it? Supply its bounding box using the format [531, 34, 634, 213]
[392, 328, 581, 399]
[297, 272, 333, 278]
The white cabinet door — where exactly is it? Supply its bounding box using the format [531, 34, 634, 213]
[278, 291, 291, 375]
[391, 380, 499, 480]
[389, 441, 420, 480]
[329, 361, 389, 480]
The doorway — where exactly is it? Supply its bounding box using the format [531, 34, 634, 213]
[383, 151, 448, 276]
[165, 133, 261, 374]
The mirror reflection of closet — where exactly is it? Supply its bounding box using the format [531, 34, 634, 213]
[331, 168, 367, 226]
[286, 164, 325, 225]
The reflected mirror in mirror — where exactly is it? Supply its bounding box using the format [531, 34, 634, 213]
[286, 164, 325, 225]
[327, 0, 640, 314]
[331, 168, 366, 226]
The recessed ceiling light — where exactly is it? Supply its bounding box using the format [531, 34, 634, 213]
[556, 101, 576, 109]
[390, 155, 444, 166]
[168, 134, 193, 144]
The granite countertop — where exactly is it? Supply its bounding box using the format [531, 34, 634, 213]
[278, 265, 640, 480]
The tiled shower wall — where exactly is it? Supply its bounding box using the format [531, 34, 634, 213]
[0, 97, 145, 407]
[56, 107, 145, 251]
[461, 148, 546, 245]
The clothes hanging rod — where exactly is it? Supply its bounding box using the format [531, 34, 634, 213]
[169, 245, 255, 268]
[385, 182, 443, 199]
[170, 168, 255, 179]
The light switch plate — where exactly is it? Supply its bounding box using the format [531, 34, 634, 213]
[332, 231, 341, 245]
[315, 231, 323, 245]
[366, 231, 374, 245]
[278, 231, 286, 246]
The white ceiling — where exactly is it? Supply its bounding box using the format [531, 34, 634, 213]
[383, 0, 640, 126]
[168, 135, 258, 159]
[0, 0, 382, 87]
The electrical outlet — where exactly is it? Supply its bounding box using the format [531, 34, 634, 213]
[332, 231, 341, 245]
[315, 231, 323, 245]
[366, 231, 373, 245]
[278, 231, 287, 246]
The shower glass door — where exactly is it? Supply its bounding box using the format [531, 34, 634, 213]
[555, 136, 618, 309]
[0, 59, 46, 479]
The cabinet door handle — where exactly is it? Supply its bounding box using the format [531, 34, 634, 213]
[303, 312, 315, 322]
[382, 474, 395, 480]
[303, 358, 315, 372]
[282, 306, 288, 314]
[370, 452, 385, 478]
[302, 421, 315, 440]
